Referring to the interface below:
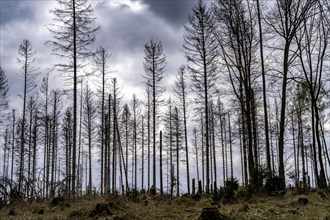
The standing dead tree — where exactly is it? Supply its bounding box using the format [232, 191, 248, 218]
[47, 0, 99, 197]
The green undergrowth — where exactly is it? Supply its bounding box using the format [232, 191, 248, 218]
[1, 189, 330, 219]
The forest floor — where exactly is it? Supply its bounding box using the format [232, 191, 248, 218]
[1, 188, 330, 219]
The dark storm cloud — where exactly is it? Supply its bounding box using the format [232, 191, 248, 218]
[143, 0, 196, 26]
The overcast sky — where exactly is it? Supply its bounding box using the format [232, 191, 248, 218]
[0, 0, 244, 190]
[0, 0, 203, 108]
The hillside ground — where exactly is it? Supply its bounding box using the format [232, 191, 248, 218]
[1, 188, 330, 219]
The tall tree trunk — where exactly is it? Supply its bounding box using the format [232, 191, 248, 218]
[278, 41, 290, 188]
[211, 105, 217, 190]
[51, 93, 58, 197]
[152, 67, 157, 190]
[201, 112, 205, 192]
[19, 48, 28, 194]
[27, 98, 33, 198]
[203, 56, 210, 194]
[228, 114, 233, 179]
[42, 75, 48, 198]
[88, 104, 93, 195]
[310, 98, 319, 188]
[78, 81, 83, 197]
[112, 92, 117, 194]
[220, 111, 225, 184]
[170, 106, 174, 197]
[291, 106, 298, 187]
[72, 0, 78, 198]
[251, 90, 258, 172]
[107, 95, 112, 193]
[2, 129, 9, 195]
[147, 92, 151, 190]
[176, 115, 180, 197]
[100, 48, 107, 195]
[31, 115, 38, 198]
[256, 0, 271, 173]
[160, 131, 163, 194]
[11, 109, 15, 187]
[298, 108, 307, 188]
[141, 116, 145, 189]
[193, 128, 200, 182]
[313, 97, 327, 188]
[183, 98, 190, 195]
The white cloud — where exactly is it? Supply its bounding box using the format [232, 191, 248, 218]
[0, 0, 189, 108]
[0, 0, 195, 192]
[0, 1, 63, 109]
[92, 0, 187, 102]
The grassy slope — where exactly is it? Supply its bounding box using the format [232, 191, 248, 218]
[1, 189, 330, 219]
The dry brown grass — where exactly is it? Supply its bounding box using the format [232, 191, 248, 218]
[0, 189, 330, 219]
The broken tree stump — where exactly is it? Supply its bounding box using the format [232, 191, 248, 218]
[198, 207, 228, 220]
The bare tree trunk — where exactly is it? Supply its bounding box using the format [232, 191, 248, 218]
[141, 116, 145, 189]
[112, 92, 117, 193]
[241, 108, 248, 185]
[100, 84, 104, 195]
[72, 0, 78, 197]
[160, 131, 163, 194]
[147, 91, 151, 190]
[176, 113, 180, 197]
[251, 91, 258, 172]
[256, 0, 271, 173]
[220, 110, 225, 184]
[27, 98, 34, 198]
[107, 95, 112, 193]
[31, 115, 38, 198]
[201, 112, 205, 192]
[228, 114, 233, 179]
[193, 128, 200, 182]
[170, 105, 174, 197]
[2, 130, 9, 195]
[51, 92, 58, 197]
[203, 60, 210, 194]
[238, 120, 244, 185]
[298, 108, 307, 188]
[292, 106, 298, 187]
[211, 104, 217, 190]
[152, 73, 157, 191]
[11, 109, 15, 188]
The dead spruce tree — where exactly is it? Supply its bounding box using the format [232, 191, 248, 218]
[143, 39, 166, 191]
[184, 0, 218, 194]
[47, 0, 99, 197]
